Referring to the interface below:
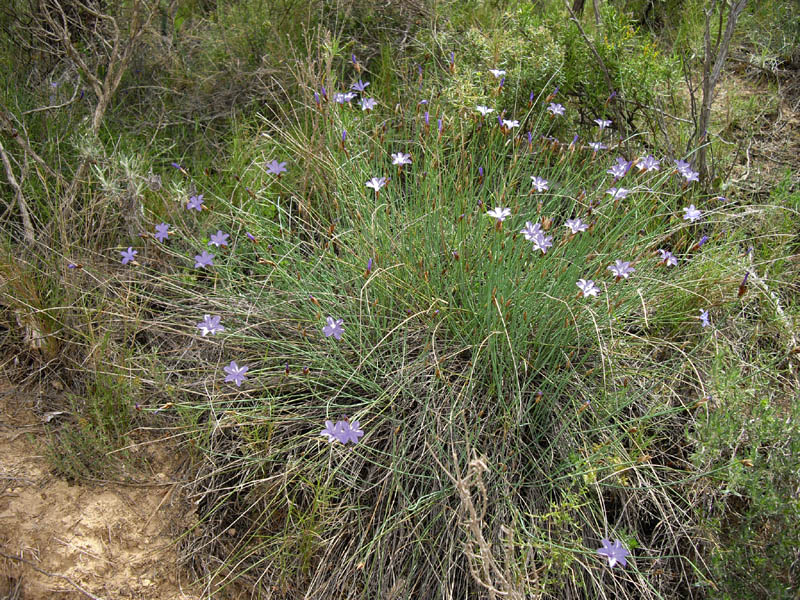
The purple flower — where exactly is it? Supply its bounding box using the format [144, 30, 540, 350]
[342, 129, 347, 143]
[366, 177, 387, 193]
[437, 118, 443, 133]
[194, 250, 215, 269]
[547, 102, 565, 116]
[360, 97, 377, 111]
[637, 155, 660, 172]
[266, 159, 288, 176]
[588, 142, 607, 152]
[223, 361, 249, 387]
[569, 134, 579, 150]
[186, 194, 204, 211]
[121, 247, 138, 265]
[320, 420, 343, 443]
[351, 79, 370, 92]
[197, 314, 224, 336]
[392, 152, 412, 166]
[683, 169, 700, 184]
[67, 262, 78, 269]
[594, 118, 612, 130]
[530, 176, 549, 192]
[531, 232, 553, 254]
[320, 419, 364, 445]
[607, 157, 631, 179]
[606, 187, 630, 200]
[674, 159, 692, 176]
[597, 539, 630, 569]
[209, 230, 229, 247]
[658, 249, 678, 267]
[683, 204, 702, 222]
[366, 257, 373, 275]
[338, 419, 364, 444]
[476, 105, 494, 116]
[489, 68, 505, 78]
[171, 162, 184, 170]
[154, 223, 170, 242]
[334, 91, 357, 104]
[246, 232, 256, 242]
[608, 260, 635, 279]
[498, 77, 505, 89]
[565, 218, 588, 234]
[577, 279, 600, 297]
[424, 111, 430, 126]
[521, 221, 542, 241]
[487, 206, 511, 223]
[323, 316, 344, 340]
[699, 309, 710, 328]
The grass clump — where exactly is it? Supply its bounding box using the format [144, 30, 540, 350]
[0, 1, 797, 599]
[90, 39, 760, 597]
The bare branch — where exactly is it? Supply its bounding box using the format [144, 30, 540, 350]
[0, 138, 36, 243]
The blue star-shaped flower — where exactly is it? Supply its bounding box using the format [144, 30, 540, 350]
[597, 538, 630, 568]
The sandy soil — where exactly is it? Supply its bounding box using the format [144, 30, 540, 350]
[0, 383, 201, 600]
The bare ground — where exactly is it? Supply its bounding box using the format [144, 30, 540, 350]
[0, 383, 201, 600]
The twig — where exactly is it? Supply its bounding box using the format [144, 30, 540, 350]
[0, 138, 35, 243]
[563, 1, 615, 98]
[21, 83, 81, 115]
[0, 105, 61, 182]
[0, 550, 105, 600]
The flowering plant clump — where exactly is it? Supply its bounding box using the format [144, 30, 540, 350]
[86, 44, 759, 600]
